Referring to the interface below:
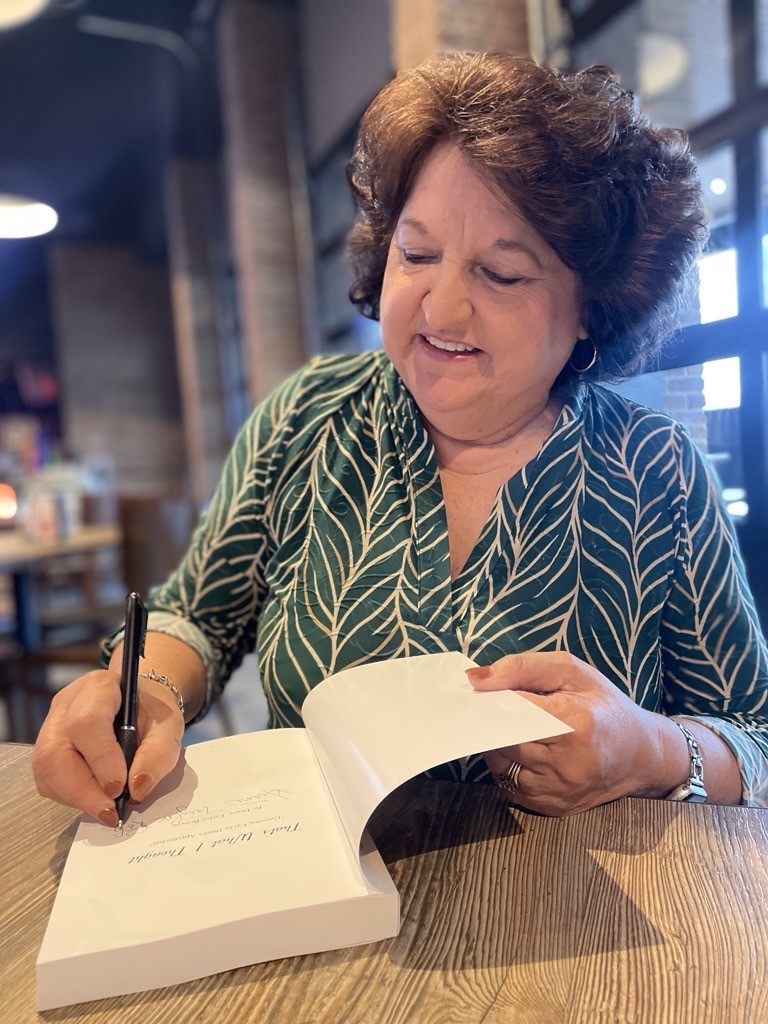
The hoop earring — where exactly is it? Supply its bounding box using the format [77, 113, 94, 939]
[569, 337, 597, 374]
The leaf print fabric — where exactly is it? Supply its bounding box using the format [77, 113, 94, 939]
[103, 352, 768, 804]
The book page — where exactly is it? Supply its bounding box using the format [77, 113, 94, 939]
[37, 652, 565, 1008]
[303, 651, 572, 852]
[39, 728, 381, 965]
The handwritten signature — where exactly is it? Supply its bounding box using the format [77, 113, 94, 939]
[115, 805, 210, 835]
[225, 789, 293, 806]
[113, 790, 294, 836]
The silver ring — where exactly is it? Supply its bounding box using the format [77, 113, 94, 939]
[495, 761, 523, 801]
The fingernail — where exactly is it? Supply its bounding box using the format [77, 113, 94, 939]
[466, 666, 491, 685]
[131, 772, 154, 803]
[104, 780, 124, 800]
[98, 807, 119, 828]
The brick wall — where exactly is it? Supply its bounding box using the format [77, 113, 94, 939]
[391, 0, 529, 71]
[217, 0, 308, 404]
[663, 364, 709, 451]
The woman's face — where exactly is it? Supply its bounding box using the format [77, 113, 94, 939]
[379, 144, 587, 443]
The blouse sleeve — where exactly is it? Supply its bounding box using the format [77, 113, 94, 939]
[660, 425, 768, 805]
[100, 364, 311, 721]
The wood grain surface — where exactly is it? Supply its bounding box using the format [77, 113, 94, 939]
[2, 742, 768, 1024]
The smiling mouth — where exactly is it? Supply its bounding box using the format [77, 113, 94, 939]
[421, 334, 479, 354]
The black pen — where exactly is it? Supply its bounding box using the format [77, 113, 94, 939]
[113, 592, 147, 827]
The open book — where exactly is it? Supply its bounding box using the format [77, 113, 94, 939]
[37, 652, 571, 1010]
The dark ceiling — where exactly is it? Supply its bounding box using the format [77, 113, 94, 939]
[0, 0, 226, 383]
[0, 0, 223, 251]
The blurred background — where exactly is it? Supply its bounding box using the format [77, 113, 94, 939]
[1, 0, 767, 742]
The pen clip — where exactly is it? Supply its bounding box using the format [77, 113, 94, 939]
[139, 602, 148, 659]
[123, 592, 147, 667]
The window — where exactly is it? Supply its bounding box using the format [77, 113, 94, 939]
[759, 0, 768, 86]
[573, 0, 734, 129]
[565, 0, 768, 628]
[685, 145, 738, 325]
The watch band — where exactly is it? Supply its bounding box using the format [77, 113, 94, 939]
[665, 721, 707, 803]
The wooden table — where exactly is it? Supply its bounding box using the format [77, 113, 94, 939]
[0, 524, 121, 650]
[3, 742, 768, 1023]
[0, 524, 122, 572]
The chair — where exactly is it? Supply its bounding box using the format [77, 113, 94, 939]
[118, 494, 196, 597]
[0, 637, 36, 742]
[117, 494, 236, 733]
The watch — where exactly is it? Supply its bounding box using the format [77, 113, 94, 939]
[665, 721, 708, 803]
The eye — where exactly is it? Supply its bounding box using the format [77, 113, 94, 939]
[400, 247, 437, 265]
[481, 266, 524, 286]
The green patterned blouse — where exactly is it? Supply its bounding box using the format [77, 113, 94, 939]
[107, 352, 768, 803]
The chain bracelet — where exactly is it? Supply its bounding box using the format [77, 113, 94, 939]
[138, 669, 185, 718]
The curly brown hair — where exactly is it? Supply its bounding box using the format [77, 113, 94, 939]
[346, 52, 708, 381]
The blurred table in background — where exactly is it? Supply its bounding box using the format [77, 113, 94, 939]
[0, 523, 122, 651]
[0, 524, 123, 742]
[0, 497, 198, 742]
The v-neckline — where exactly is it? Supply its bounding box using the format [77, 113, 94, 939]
[381, 359, 588, 632]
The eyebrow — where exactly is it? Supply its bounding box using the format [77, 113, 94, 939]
[492, 238, 543, 269]
[398, 218, 543, 269]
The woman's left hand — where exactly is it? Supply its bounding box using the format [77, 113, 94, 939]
[468, 651, 678, 816]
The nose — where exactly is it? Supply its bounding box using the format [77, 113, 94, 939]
[421, 262, 473, 333]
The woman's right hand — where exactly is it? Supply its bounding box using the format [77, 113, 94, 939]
[32, 669, 185, 827]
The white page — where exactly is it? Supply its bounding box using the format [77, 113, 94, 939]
[303, 652, 572, 852]
[38, 729, 386, 967]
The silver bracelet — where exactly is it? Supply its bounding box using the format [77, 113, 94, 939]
[138, 669, 185, 719]
[665, 721, 707, 803]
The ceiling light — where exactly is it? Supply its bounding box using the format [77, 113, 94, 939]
[0, 0, 50, 30]
[709, 177, 727, 196]
[0, 194, 58, 238]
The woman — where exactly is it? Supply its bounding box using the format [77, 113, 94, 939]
[33, 53, 768, 825]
